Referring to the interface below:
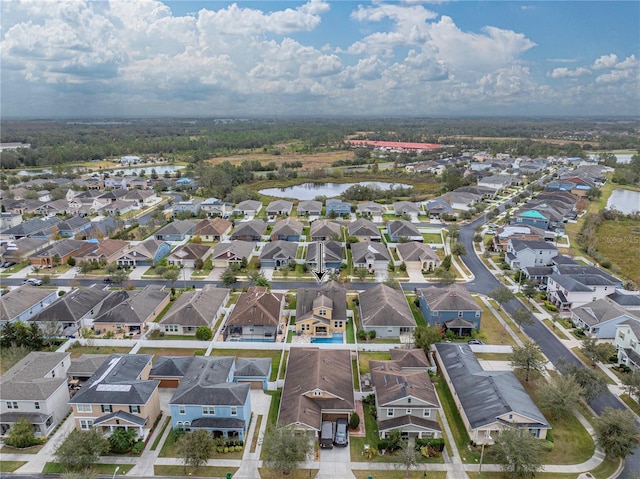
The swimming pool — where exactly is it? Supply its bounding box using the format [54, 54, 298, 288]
[311, 333, 344, 344]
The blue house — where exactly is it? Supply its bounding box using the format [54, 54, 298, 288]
[325, 199, 351, 217]
[169, 357, 251, 440]
[233, 358, 272, 390]
[515, 210, 550, 230]
[153, 219, 196, 241]
[417, 284, 482, 335]
[117, 238, 172, 267]
[176, 177, 196, 190]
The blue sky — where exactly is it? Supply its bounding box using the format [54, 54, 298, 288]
[1, 0, 638, 118]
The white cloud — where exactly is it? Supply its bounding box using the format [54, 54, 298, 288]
[596, 69, 633, 83]
[548, 67, 591, 78]
[615, 54, 638, 70]
[592, 53, 618, 70]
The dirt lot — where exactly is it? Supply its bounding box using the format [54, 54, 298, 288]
[206, 150, 353, 170]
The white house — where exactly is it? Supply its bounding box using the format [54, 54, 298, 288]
[505, 239, 558, 270]
[615, 319, 640, 369]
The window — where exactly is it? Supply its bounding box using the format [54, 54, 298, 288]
[432, 311, 438, 317]
[406, 408, 412, 414]
[101, 405, 112, 413]
[179, 405, 185, 415]
[334, 321, 343, 328]
[407, 398, 411, 404]
[77, 404, 91, 412]
[458, 311, 463, 318]
[631, 340, 637, 349]
[475, 311, 481, 318]
[80, 420, 93, 430]
[6, 402, 18, 409]
[423, 409, 431, 417]
[35, 402, 40, 410]
[129, 405, 140, 414]
[619, 332, 626, 340]
[230, 407, 237, 416]
[387, 408, 394, 417]
[203, 406, 215, 415]
[165, 325, 179, 333]
[318, 309, 327, 316]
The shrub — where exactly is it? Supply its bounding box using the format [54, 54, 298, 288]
[195, 326, 213, 341]
[58, 290, 66, 296]
[349, 413, 360, 430]
[544, 301, 558, 312]
[368, 330, 376, 340]
[131, 441, 145, 454]
[4, 418, 41, 448]
[541, 440, 555, 452]
[357, 330, 367, 341]
[194, 350, 205, 356]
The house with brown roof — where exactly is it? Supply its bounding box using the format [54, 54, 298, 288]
[310, 220, 341, 242]
[159, 285, 230, 336]
[223, 287, 284, 342]
[230, 220, 267, 242]
[212, 241, 256, 268]
[270, 218, 303, 242]
[278, 347, 355, 434]
[295, 281, 347, 338]
[369, 349, 441, 440]
[396, 242, 441, 272]
[348, 218, 381, 242]
[73, 239, 129, 266]
[193, 218, 233, 242]
[359, 284, 416, 338]
[166, 243, 212, 268]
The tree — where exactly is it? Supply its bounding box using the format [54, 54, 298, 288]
[522, 279, 538, 298]
[249, 271, 270, 288]
[493, 427, 544, 478]
[441, 254, 452, 271]
[176, 429, 215, 473]
[221, 266, 237, 286]
[4, 417, 39, 448]
[539, 374, 584, 420]
[451, 242, 466, 256]
[622, 368, 640, 402]
[434, 267, 456, 285]
[413, 324, 444, 354]
[262, 426, 312, 475]
[355, 267, 367, 281]
[581, 337, 616, 367]
[559, 362, 608, 403]
[193, 258, 204, 270]
[195, 326, 213, 341]
[395, 441, 419, 478]
[111, 268, 129, 286]
[489, 286, 514, 310]
[108, 428, 138, 454]
[509, 340, 545, 381]
[349, 412, 360, 430]
[594, 407, 640, 459]
[162, 267, 180, 287]
[512, 308, 534, 331]
[78, 260, 94, 275]
[448, 224, 460, 240]
[55, 429, 110, 472]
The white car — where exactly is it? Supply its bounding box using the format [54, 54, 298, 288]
[23, 278, 43, 286]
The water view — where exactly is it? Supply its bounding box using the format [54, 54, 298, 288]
[259, 181, 411, 200]
[606, 188, 640, 215]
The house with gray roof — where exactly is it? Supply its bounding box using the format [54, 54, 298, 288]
[435, 343, 550, 445]
[69, 354, 160, 440]
[234, 358, 272, 390]
[548, 265, 622, 311]
[166, 243, 212, 268]
[306, 240, 343, 272]
[505, 239, 558, 270]
[224, 287, 284, 342]
[159, 285, 230, 336]
[230, 220, 267, 241]
[28, 239, 84, 268]
[270, 218, 303, 242]
[295, 281, 347, 338]
[396, 242, 440, 272]
[278, 347, 354, 434]
[0, 237, 48, 264]
[297, 200, 323, 218]
[0, 284, 58, 325]
[28, 285, 112, 336]
[359, 284, 416, 338]
[172, 199, 203, 217]
[116, 238, 172, 267]
[615, 319, 640, 369]
[325, 199, 351, 217]
[424, 199, 455, 220]
[571, 299, 640, 339]
[201, 198, 234, 218]
[260, 240, 298, 269]
[356, 201, 384, 222]
[153, 219, 196, 241]
[351, 241, 390, 273]
[387, 220, 422, 242]
[348, 218, 381, 242]
[393, 201, 422, 221]
[0, 217, 60, 241]
[417, 284, 482, 335]
[67, 354, 110, 382]
[369, 351, 441, 440]
[169, 356, 251, 440]
[212, 241, 256, 268]
[310, 220, 341, 241]
[149, 356, 195, 388]
[607, 291, 640, 312]
[0, 352, 71, 437]
[233, 200, 263, 216]
[266, 200, 293, 217]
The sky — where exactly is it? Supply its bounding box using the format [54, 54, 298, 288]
[1, 0, 639, 118]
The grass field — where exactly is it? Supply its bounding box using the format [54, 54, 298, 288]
[354, 472, 446, 479]
[67, 346, 132, 358]
[474, 297, 517, 346]
[0, 461, 26, 473]
[155, 465, 238, 477]
[595, 217, 640, 284]
[43, 463, 133, 475]
[358, 352, 391, 374]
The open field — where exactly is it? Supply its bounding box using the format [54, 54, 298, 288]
[67, 346, 133, 358]
[206, 150, 353, 170]
[595, 217, 640, 284]
[445, 135, 597, 147]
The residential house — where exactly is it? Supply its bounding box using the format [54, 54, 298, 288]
[571, 299, 640, 339]
[370, 351, 441, 439]
[348, 219, 381, 242]
[34, 199, 70, 217]
[193, 218, 233, 242]
[547, 265, 621, 310]
[223, 287, 284, 342]
[306, 241, 343, 272]
[387, 220, 422, 242]
[297, 200, 323, 218]
[435, 343, 550, 445]
[396, 242, 440, 272]
[91, 286, 171, 335]
[69, 354, 160, 440]
[477, 175, 517, 192]
[260, 241, 298, 269]
[233, 358, 272, 390]
[456, 185, 498, 200]
[265, 200, 293, 217]
[505, 239, 558, 270]
[295, 281, 347, 338]
[176, 178, 196, 190]
[230, 220, 267, 241]
[166, 243, 212, 268]
[417, 284, 482, 335]
[116, 239, 172, 267]
[270, 218, 303, 242]
[29, 239, 84, 268]
[492, 224, 547, 252]
[607, 291, 640, 312]
[73, 239, 129, 266]
[124, 189, 157, 207]
[1, 217, 61, 240]
[424, 199, 455, 220]
[212, 241, 256, 268]
[356, 201, 384, 223]
[67, 355, 110, 383]
[201, 198, 234, 218]
[310, 220, 341, 242]
[0, 285, 58, 325]
[149, 357, 194, 388]
[159, 285, 230, 336]
[99, 200, 136, 217]
[0, 237, 48, 264]
[173, 198, 202, 216]
[359, 284, 416, 338]
[615, 319, 640, 369]
[325, 199, 351, 217]
[56, 216, 93, 238]
[153, 219, 196, 241]
[233, 200, 262, 217]
[439, 191, 483, 211]
[0, 352, 71, 437]
[278, 347, 355, 434]
[28, 285, 112, 336]
[351, 242, 390, 273]
[0, 212, 22, 230]
[169, 357, 251, 440]
[393, 201, 421, 221]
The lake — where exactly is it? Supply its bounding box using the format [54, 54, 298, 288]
[258, 181, 411, 200]
[606, 188, 640, 215]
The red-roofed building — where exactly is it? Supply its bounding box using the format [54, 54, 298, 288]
[347, 140, 443, 153]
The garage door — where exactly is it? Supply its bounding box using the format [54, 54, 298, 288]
[159, 379, 180, 388]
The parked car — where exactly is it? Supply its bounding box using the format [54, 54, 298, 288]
[23, 278, 43, 286]
[2, 261, 15, 268]
[333, 418, 348, 447]
[320, 421, 335, 449]
[467, 339, 484, 345]
[103, 277, 112, 284]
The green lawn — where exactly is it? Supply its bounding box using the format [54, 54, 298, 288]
[159, 429, 243, 459]
[358, 352, 391, 374]
[43, 463, 133, 475]
[150, 416, 171, 451]
[354, 472, 446, 479]
[68, 346, 132, 358]
[155, 465, 238, 477]
[422, 233, 443, 244]
[259, 468, 319, 479]
[0, 443, 45, 454]
[474, 297, 517, 346]
[0, 461, 26, 473]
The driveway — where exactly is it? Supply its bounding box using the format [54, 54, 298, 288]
[316, 443, 355, 479]
[407, 268, 426, 282]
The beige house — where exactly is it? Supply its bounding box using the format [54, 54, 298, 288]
[295, 281, 347, 338]
[396, 241, 441, 272]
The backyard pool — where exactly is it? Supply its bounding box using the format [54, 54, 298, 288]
[311, 333, 344, 344]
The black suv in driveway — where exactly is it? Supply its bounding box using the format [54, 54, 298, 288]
[333, 418, 348, 447]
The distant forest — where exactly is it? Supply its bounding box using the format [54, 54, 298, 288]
[0, 117, 638, 169]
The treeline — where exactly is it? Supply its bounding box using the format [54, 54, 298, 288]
[609, 152, 640, 186]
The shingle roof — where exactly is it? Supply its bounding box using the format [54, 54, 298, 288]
[150, 356, 195, 378]
[234, 200, 262, 211]
[389, 349, 431, 369]
[68, 354, 110, 378]
[297, 200, 322, 213]
[231, 220, 267, 239]
[266, 200, 293, 212]
[370, 361, 439, 408]
[306, 241, 342, 263]
[310, 220, 341, 238]
[226, 287, 283, 328]
[260, 240, 298, 261]
[234, 358, 272, 378]
[193, 218, 232, 237]
[154, 219, 196, 236]
[168, 243, 211, 261]
[271, 218, 304, 237]
[510, 239, 558, 252]
[1, 285, 57, 323]
[348, 218, 379, 237]
[418, 284, 480, 312]
[28, 285, 111, 324]
[296, 281, 347, 324]
[396, 242, 439, 262]
[0, 352, 70, 401]
[93, 286, 169, 325]
[213, 240, 256, 260]
[159, 285, 229, 328]
[572, 299, 639, 327]
[388, 220, 421, 238]
[359, 284, 415, 328]
[608, 292, 640, 309]
[351, 242, 390, 263]
[93, 410, 147, 426]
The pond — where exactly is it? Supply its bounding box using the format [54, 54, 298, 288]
[606, 188, 640, 215]
[258, 181, 411, 200]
